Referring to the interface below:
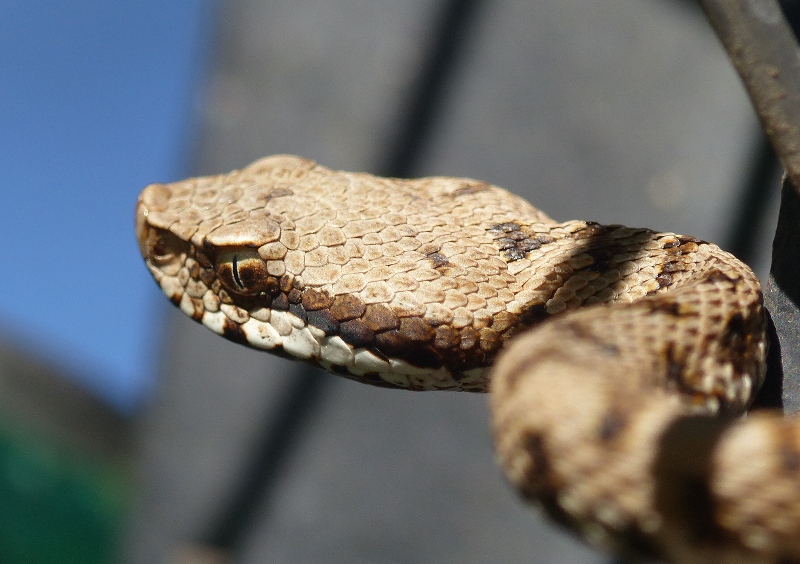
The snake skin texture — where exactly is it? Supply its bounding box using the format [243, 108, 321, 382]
[136, 155, 800, 563]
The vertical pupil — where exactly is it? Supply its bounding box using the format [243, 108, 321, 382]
[232, 254, 244, 288]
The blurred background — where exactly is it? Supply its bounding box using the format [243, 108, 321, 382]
[0, 0, 783, 562]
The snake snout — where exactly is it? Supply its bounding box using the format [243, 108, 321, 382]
[135, 183, 190, 281]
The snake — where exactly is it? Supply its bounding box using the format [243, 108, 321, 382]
[135, 154, 800, 563]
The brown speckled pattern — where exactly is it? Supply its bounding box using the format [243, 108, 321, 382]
[136, 155, 800, 563]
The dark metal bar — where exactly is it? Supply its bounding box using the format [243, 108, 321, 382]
[199, 0, 487, 556]
[203, 369, 329, 549]
[700, 0, 800, 193]
[723, 131, 778, 264]
[764, 178, 800, 412]
[377, 0, 485, 178]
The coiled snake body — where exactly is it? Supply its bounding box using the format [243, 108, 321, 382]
[136, 155, 799, 563]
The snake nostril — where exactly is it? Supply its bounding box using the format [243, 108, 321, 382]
[147, 230, 185, 266]
[150, 234, 172, 260]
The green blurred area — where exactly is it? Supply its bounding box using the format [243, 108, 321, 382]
[0, 424, 130, 564]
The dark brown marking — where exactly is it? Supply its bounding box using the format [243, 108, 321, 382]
[504, 230, 529, 242]
[194, 248, 212, 268]
[382, 341, 444, 369]
[510, 429, 589, 542]
[190, 298, 204, 320]
[719, 311, 755, 365]
[706, 270, 739, 285]
[271, 293, 289, 311]
[330, 294, 367, 321]
[399, 317, 436, 342]
[306, 309, 340, 335]
[339, 319, 375, 348]
[434, 325, 460, 350]
[602, 343, 620, 356]
[488, 223, 555, 262]
[490, 222, 522, 233]
[661, 261, 681, 273]
[301, 288, 334, 311]
[598, 411, 627, 442]
[374, 330, 411, 356]
[518, 303, 549, 326]
[199, 267, 216, 287]
[563, 320, 620, 356]
[648, 299, 682, 317]
[287, 288, 302, 304]
[408, 346, 445, 369]
[496, 236, 555, 261]
[222, 318, 248, 345]
[662, 344, 712, 404]
[428, 251, 450, 268]
[279, 274, 295, 293]
[655, 272, 674, 289]
[363, 304, 401, 332]
[479, 327, 502, 353]
[530, 235, 556, 248]
[521, 431, 551, 492]
[492, 311, 520, 333]
[781, 445, 800, 474]
[288, 302, 308, 324]
[188, 261, 202, 280]
[674, 478, 719, 544]
[724, 312, 746, 341]
[237, 260, 272, 293]
[503, 247, 527, 261]
[677, 235, 705, 245]
[570, 221, 608, 240]
[459, 326, 479, 350]
[665, 344, 683, 383]
[653, 417, 730, 549]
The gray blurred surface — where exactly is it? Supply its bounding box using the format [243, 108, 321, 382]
[0, 338, 131, 459]
[125, 1, 775, 563]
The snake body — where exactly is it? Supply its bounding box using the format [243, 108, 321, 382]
[136, 155, 799, 563]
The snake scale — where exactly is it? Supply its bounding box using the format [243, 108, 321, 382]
[136, 155, 800, 563]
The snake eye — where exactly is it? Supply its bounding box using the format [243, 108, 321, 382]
[216, 247, 277, 295]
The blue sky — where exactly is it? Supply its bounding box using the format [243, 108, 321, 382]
[0, 1, 213, 412]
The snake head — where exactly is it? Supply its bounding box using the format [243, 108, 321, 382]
[135, 175, 288, 312]
[136, 155, 545, 391]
